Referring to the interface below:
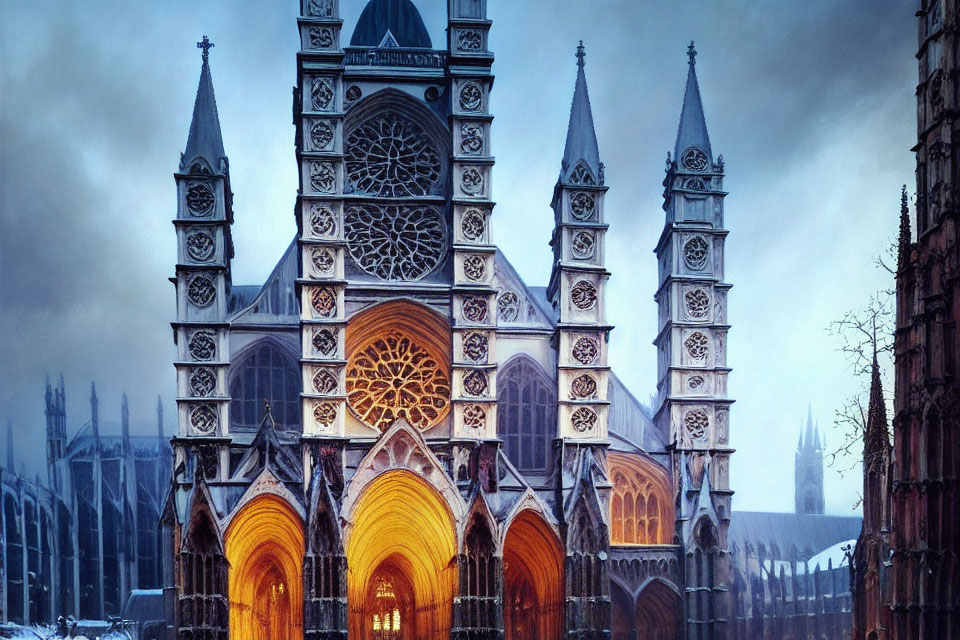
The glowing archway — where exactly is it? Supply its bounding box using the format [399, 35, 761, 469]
[608, 452, 674, 545]
[346, 469, 458, 640]
[503, 509, 564, 640]
[225, 494, 305, 640]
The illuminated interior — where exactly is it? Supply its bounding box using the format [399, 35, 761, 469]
[608, 452, 674, 545]
[225, 494, 304, 640]
[346, 469, 457, 639]
[345, 300, 452, 432]
[503, 510, 564, 640]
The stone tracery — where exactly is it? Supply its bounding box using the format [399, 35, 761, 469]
[344, 204, 446, 281]
[345, 113, 441, 197]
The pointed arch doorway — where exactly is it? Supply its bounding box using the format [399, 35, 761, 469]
[225, 494, 305, 640]
[503, 510, 564, 640]
[345, 469, 458, 640]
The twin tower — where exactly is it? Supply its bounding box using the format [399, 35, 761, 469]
[168, 1, 733, 639]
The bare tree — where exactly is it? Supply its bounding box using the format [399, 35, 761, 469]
[825, 237, 896, 476]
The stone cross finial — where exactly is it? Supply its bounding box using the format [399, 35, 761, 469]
[197, 35, 214, 63]
[687, 40, 697, 65]
[576, 40, 586, 68]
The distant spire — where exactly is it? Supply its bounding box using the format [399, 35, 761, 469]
[560, 40, 602, 185]
[156, 395, 164, 440]
[865, 347, 890, 466]
[805, 404, 814, 451]
[122, 393, 130, 450]
[674, 41, 713, 165]
[90, 382, 100, 440]
[6, 419, 13, 471]
[898, 185, 911, 270]
[181, 35, 226, 174]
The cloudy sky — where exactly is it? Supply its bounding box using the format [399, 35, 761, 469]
[1, 0, 914, 514]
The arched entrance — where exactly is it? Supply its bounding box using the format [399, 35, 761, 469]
[225, 494, 304, 640]
[346, 469, 458, 640]
[635, 580, 680, 640]
[503, 510, 564, 640]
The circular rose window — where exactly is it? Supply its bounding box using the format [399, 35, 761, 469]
[346, 330, 451, 431]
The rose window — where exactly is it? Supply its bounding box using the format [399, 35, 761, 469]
[345, 114, 441, 197]
[346, 330, 451, 431]
[681, 147, 708, 171]
[685, 289, 710, 319]
[683, 236, 709, 271]
[344, 204, 446, 281]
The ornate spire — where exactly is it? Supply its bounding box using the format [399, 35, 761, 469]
[805, 404, 814, 451]
[90, 381, 100, 441]
[674, 40, 713, 165]
[898, 185, 912, 270]
[865, 347, 890, 468]
[560, 40, 602, 185]
[182, 35, 226, 174]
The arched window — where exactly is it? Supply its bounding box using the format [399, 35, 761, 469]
[609, 453, 673, 545]
[497, 356, 556, 473]
[229, 340, 300, 431]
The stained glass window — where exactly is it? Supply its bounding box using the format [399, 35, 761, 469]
[229, 342, 301, 430]
[498, 356, 556, 472]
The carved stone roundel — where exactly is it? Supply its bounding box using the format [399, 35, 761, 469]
[572, 407, 598, 433]
[461, 209, 485, 241]
[344, 204, 446, 281]
[497, 292, 520, 322]
[457, 29, 482, 51]
[346, 330, 451, 431]
[189, 331, 217, 361]
[688, 375, 705, 390]
[313, 402, 337, 428]
[189, 368, 216, 397]
[685, 332, 709, 360]
[681, 146, 708, 171]
[683, 236, 709, 271]
[311, 288, 337, 317]
[345, 85, 363, 103]
[463, 255, 485, 281]
[571, 281, 598, 311]
[311, 77, 334, 111]
[309, 26, 334, 49]
[685, 289, 710, 319]
[312, 369, 338, 395]
[312, 328, 337, 356]
[459, 82, 482, 111]
[571, 374, 597, 399]
[312, 248, 335, 276]
[463, 332, 488, 362]
[310, 204, 337, 238]
[460, 123, 483, 155]
[190, 404, 217, 435]
[186, 183, 215, 216]
[310, 162, 336, 193]
[571, 192, 596, 221]
[572, 337, 599, 365]
[463, 404, 486, 431]
[684, 409, 709, 439]
[186, 230, 216, 262]
[572, 231, 596, 260]
[345, 113, 441, 197]
[463, 370, 488, 397]
[460, 168, 484, 196]
[188, 275, 216, 308]
[462, 296, 488, 323]
[310, 120, 334, 150]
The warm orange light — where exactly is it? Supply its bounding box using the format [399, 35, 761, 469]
[503, 510, 564, 640]
[346, 469, 457, 639]
[608, 453, 674, 545]
[225, 494, 305, 640]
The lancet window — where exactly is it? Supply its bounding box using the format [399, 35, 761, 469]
[498, 356, 556, 472]
[229, 341, 300, 431]
[609, 453, 673, 545]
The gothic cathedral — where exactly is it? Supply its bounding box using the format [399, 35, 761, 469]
[167, 1, 733, 639]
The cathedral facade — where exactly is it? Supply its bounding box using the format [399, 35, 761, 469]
[167, 1, 732, 639]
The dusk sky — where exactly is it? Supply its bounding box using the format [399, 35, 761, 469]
[1, 0, 915, 514]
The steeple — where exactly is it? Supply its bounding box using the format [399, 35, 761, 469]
[90, 381, 100, 441]
[865, 348, 890, 467]
[674, 41, 712, 164]
[805, 403, 814, 450]
[560, 41, 602, 186]
[898, 185, 911, 270]
[181, 35, 227, 175]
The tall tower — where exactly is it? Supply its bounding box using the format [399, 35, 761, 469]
[547, 41, 613, 638]
[45, 375, 67, 492]
[794, 405, 825, 515]
[889, 2, 960, 637]
[654, 42, 733, 640]
[172, 35, 234, 444]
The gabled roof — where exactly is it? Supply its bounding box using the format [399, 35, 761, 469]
[728, 511, 863, 562]
[607, 373, 665, 454]
[350, 0, 432, 49]
[493, 250, 556, 329]
[229, 236, 299, 324]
